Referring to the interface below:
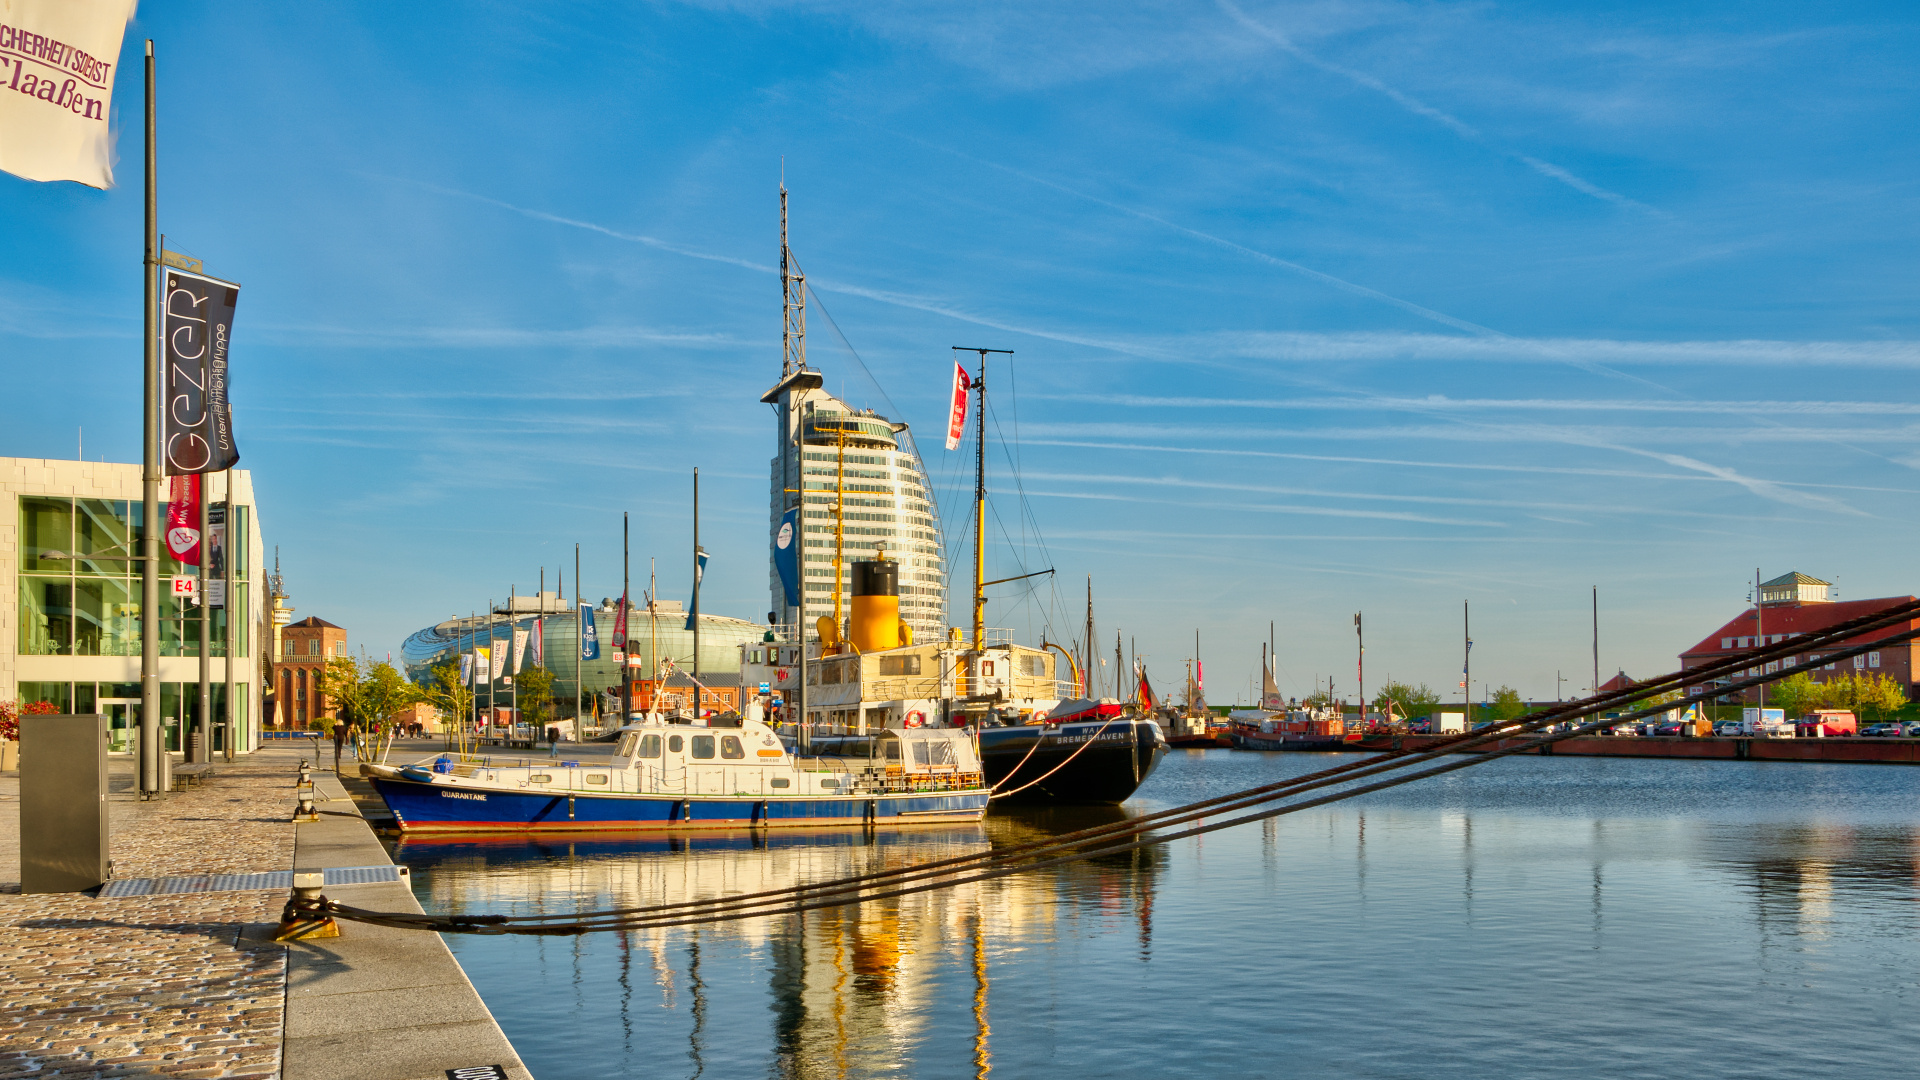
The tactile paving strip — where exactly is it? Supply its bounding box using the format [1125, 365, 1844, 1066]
[98, 864, 406, 898]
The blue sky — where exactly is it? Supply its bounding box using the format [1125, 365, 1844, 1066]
[5, 0, 1919, 705]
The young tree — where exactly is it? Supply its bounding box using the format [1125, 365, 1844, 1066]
[1488, 685, 1528, 722]
[1373, 680, 1438, 720]
[361, 661, 423, 730]
[517, 665, 556, 729]
[318, 655, 369, 727]
[1856, 672, 1909, 723]
[1769, 672, 1821, 717]
[421, 658, 475, 739]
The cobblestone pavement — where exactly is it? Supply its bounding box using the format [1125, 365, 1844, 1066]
[0, 750, 307, 1079]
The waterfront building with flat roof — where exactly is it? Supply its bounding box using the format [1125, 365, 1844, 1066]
[1, 457, 269, 754]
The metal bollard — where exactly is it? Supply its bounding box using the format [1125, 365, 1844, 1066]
[294, 773, 319, 822]
[273, 870, 340, 941]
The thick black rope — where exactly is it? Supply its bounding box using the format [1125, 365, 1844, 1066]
[315, 609, 1919, 935]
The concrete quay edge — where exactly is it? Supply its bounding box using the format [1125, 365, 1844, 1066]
[275, 768, 533, 1080]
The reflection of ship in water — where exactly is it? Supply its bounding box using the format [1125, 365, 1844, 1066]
[393, 804, 1161, 1077]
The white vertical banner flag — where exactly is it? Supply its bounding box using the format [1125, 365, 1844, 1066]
[459, 653, 474, 685]
[513, 627, 530, 673]
[490, 640, 508, 680]
[474, 647, 490, 684]
[0, 0, 138, 188]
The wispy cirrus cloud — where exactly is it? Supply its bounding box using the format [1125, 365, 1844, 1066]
[1035, 392, 1920, 416]
[1218, 0, 1662, 215]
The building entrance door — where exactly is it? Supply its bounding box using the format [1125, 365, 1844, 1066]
[100, 698, 139, 754]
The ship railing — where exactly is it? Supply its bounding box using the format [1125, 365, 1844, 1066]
[854, 770, 985, 794]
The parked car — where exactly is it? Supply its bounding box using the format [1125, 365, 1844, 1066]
[1714, 720, 1745, 736]
[1650, 722, 1682, 736]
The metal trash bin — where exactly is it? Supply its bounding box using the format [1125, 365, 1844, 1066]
[21, 714, 110, 893]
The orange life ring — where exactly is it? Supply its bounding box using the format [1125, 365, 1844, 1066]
[905, 710, 927, 728]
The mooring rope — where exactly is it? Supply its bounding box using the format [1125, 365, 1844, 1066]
[311, 603, 1920, 936]
[989, 712, 1128, 800]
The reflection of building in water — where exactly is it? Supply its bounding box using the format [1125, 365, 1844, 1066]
[397, 808, 1162, 1077]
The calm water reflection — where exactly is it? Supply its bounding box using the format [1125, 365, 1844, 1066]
[394, 751, 1920, 1079]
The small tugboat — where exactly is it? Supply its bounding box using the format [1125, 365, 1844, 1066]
[1228, 703, 1361, 751]
[362, 711, 989, 833]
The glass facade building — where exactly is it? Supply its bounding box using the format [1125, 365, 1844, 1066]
[4, 461, 268, 756]
[401, 600, 767, 715]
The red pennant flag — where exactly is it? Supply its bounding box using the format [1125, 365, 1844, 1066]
[945, 362, 971, 450]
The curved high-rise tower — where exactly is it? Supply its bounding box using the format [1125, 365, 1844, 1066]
[762, 387, 949, 644]
[760, 187, 947, 645]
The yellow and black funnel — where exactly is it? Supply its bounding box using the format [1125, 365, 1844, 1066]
[850, 556, 912, 652]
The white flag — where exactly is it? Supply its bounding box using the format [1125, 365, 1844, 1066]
[513, 627, 530, 672]
[475, 646, 491, 683]
[459, 653, 474, 685]
[0, 0, 139, 188]
[490, 641, 508, 680]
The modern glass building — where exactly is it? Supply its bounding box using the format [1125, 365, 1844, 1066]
[400, 595, 767, 716]
[763, 378, 949, 644]
[4, 459, 268, 754]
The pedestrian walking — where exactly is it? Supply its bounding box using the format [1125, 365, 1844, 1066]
[547, 725, 561, 758]
[330, 720, 346, 775]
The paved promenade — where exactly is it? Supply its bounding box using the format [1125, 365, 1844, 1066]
[0, 743, 530, 1080]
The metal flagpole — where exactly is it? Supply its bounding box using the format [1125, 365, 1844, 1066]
[1755, 568, 1765, 713]
[510, 584, 518, 745]
[139, 40, 163, 796]
[1355, 612, 1364, 727]
[573, 544, 582, 744]
[1464, 601, 1472, 729]
[197, 482, 210, 762]
[1592, 586, 1600, 697]
[538, 568, 545, 747]
[692, 468, 701, 685]
[621, 513, 631, 725]
[223, 469, 236, 761]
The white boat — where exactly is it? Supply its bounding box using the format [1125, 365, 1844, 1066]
[362, 715, 989, 833]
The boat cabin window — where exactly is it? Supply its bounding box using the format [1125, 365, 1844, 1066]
[770, 777, 790, 788]
[638, 734, 662, 758]
[821, 660, 842, 685]
[691, 735, 716, 759]
[909, 740, 959, 767]
[615, 733, 639, 757]
[1019, 655, 1046, 677]
[981, 660, 996, 677]
[667, 734, 684, 754]
[879, 655, 921, 676]
[883, 740, 902, 760]
[720, 736, 744, 759]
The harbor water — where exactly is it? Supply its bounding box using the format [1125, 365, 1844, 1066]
[394, 750, 1920, 1078]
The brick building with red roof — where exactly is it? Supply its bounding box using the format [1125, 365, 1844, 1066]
[1678, 573, 1916, 703]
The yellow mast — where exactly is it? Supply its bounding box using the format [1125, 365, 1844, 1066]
[834, 422, 847, 640]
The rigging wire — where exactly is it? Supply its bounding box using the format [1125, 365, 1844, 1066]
[311, 600, 1920, 937]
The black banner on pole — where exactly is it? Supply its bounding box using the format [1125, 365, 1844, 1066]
[163, 269, 240, 474]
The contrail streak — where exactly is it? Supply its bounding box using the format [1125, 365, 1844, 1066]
[1217, 0, 1660, 215]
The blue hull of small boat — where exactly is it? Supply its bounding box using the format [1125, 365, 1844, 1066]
[368, 776, 989, 833]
